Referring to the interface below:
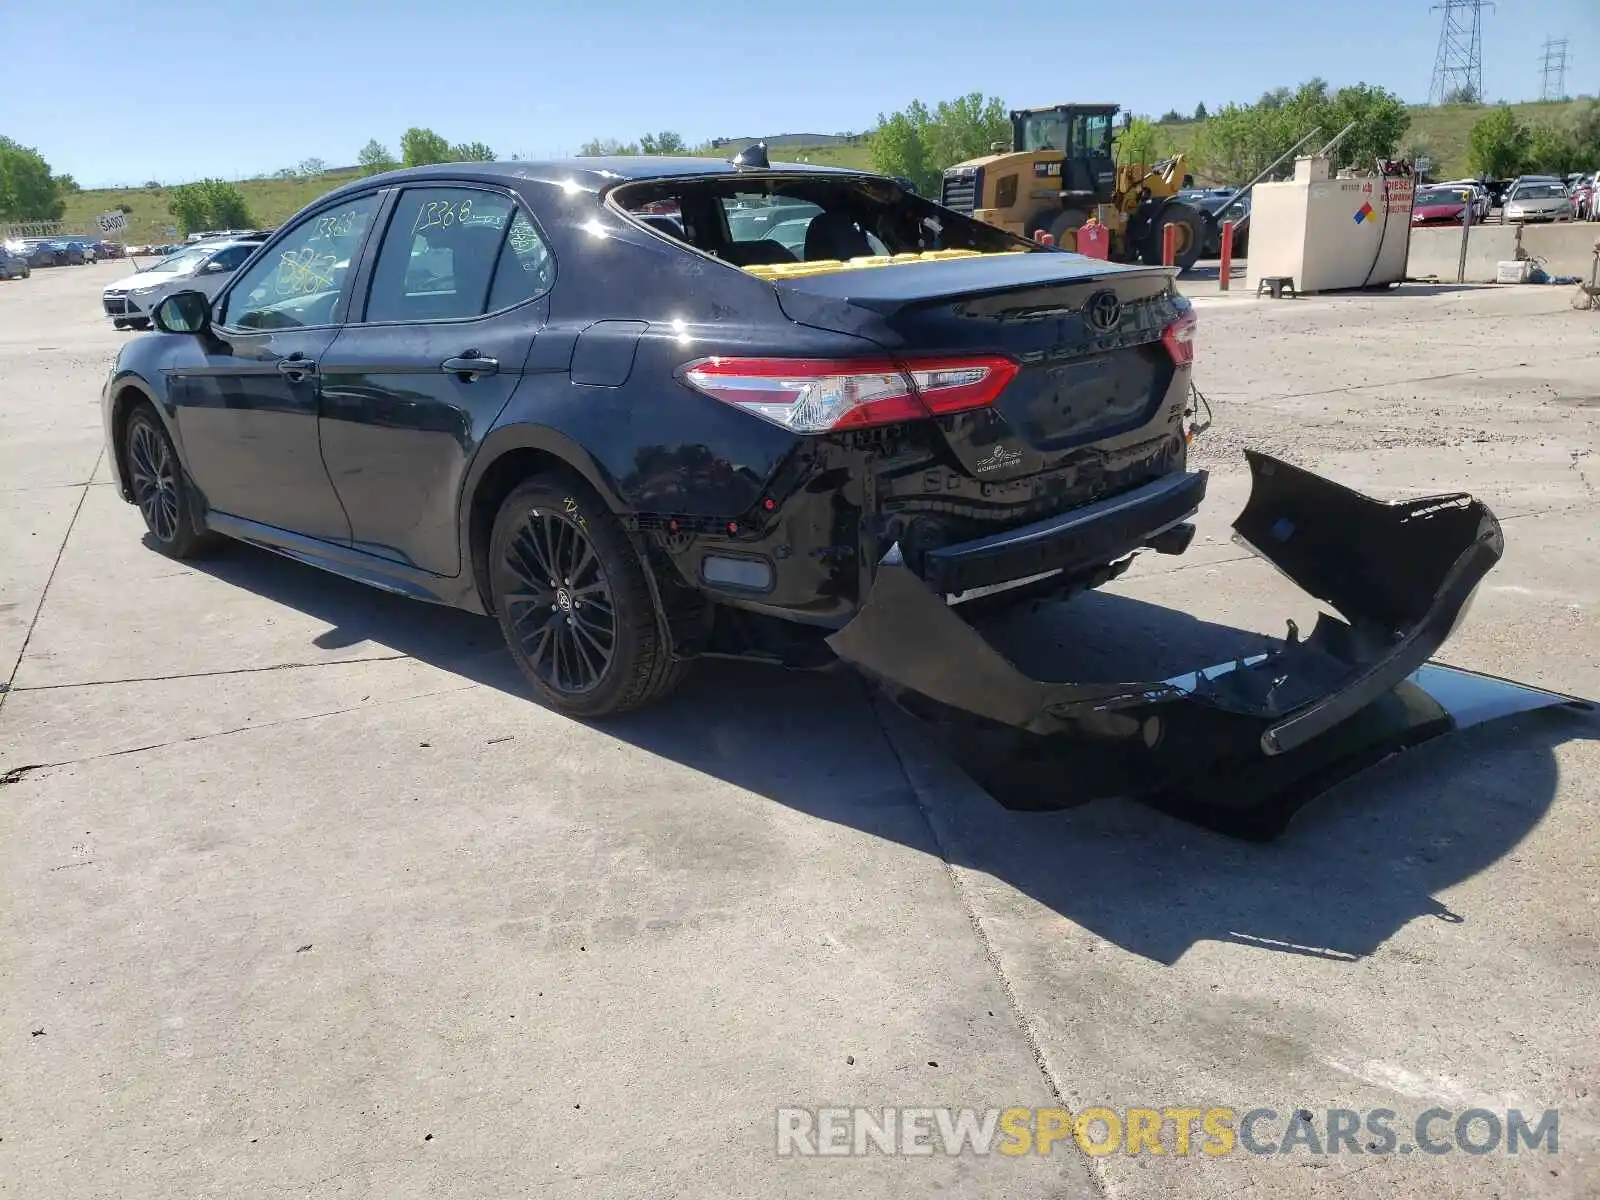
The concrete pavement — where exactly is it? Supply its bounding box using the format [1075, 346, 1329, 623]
[1, 262, 1596, 1198]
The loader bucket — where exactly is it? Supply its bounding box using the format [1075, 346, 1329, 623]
[827, 451, 1589, 838]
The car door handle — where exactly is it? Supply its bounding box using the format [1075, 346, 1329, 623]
[276, 356, 318, 382]
[442, 354, 499, 380]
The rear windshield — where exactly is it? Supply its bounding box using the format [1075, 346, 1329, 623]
[610, 174, 1030, 269]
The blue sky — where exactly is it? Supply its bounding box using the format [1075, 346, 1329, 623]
[4, 0, 1595, 187]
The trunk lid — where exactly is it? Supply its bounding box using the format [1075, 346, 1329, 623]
[769, 253, 1186, 482]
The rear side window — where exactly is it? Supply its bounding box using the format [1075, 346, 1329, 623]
[365, 187, 519, 323]
[485, 210, 554, 311]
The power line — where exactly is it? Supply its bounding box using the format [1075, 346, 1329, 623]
[1539, 37, 1570, 103]
[1430, 0, 1493, 106]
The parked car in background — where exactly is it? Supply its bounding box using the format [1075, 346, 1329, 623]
[101, 239, 260, 329]
[1411, 185, 1475, 226]
[1431, 180, 1491, 221]
[17, 238, 62, 267]
[1503, 181, 1575, 224]
[34, 239, 85, 265]
[1572, 174, 1597, 221]
[0, 246, 30, 279]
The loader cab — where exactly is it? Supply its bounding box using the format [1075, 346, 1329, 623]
[1012, 104, 1119, 202]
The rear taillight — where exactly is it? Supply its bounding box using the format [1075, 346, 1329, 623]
[680, 355, 1018, 433]
[1162, 308, 1197, 367]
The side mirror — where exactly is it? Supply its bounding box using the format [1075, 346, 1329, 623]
[153, 290, 213, 335]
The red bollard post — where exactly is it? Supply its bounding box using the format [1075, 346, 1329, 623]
[1219, 219, 1235, 291]
[1162, 221, 1178, 267]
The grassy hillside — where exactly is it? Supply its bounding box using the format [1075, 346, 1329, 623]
[57, 144, 873, 241]
[54, 99, 1587, 240]
[1154, 98, 1590, 182]
[60, 168, 366, 242]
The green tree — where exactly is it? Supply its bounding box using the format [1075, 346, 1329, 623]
[1191, 79, 1407, 180]
[639, 131, 686, 154]
[1325, 83, 1410, 167]
[450, 141, 496, 162]
[579, 138, 638, 156]
[925, 93, 1010, 168]
[1193, 102, 1209, 121]
[358, 139, 395, 175]
[54, 173, 80, 194]
[1527, 122, 1582, 175]
[1572, 99, 1600, 160]
[1468, 106, 1532, 177]
[1118, 117, 1170, 166]
[1158, 109, 1185, 125]
[870, 94, 1008, 195]
[401, 127, 452, 167]
[298, 157, 327, 178]
[166, 178, 253, 234]
[0, 136, 65, 221]
[869, 101, 935, 194]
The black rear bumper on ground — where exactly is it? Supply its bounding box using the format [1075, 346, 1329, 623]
[827, 451, 1588, 836]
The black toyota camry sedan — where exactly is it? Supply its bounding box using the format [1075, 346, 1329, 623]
[102, 155, 1202, 718]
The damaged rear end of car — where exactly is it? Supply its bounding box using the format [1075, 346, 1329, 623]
[612, 168, 1583, 836]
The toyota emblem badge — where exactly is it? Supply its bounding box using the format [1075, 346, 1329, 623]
[1085, 289, 1122, 334]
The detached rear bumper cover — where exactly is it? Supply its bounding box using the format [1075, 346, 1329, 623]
[829, 452, 1512, 755]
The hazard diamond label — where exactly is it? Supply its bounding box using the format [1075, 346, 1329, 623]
[1354, 201, 1378, 224]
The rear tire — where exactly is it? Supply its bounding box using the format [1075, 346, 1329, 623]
[1143, 203, 1206, 271]
[124, 405, 217, 559]
[489, 474, 687, 718]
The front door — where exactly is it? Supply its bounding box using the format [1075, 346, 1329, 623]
[317, 186, 554, 575]
[169, 193, 381, 542]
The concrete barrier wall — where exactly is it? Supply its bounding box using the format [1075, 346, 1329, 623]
[1407, 223, 1600, 283]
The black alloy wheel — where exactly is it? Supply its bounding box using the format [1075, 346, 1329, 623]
[123, 406, 215, 559]
[489, 475, 687, 717]
[501, 506, 617, 696]
[129, 417, 180, 543]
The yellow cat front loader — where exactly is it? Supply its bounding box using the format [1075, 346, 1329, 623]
[940, 103, 1208, 270]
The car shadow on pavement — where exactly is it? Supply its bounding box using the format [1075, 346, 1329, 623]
[188, 539, 1593, 967]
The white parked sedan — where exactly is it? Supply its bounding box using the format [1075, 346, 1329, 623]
[101, 240, 259, 329]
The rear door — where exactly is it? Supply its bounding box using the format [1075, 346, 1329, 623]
[317, 184, 554, 575]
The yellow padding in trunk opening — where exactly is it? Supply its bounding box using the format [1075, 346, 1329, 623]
[742, 249, 1029, 280]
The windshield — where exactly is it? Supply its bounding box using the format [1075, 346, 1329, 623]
[1512, 185, 1565, 201]
[1416, 189, 1465, 205]
[1016, 111, 1069, 152]
[148, 249, 208, 273]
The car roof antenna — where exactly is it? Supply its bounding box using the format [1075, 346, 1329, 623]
[730, 142, 770, 171]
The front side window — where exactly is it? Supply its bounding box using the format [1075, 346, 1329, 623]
[365, 187, 520, 323]
[220, 194, 378, 330]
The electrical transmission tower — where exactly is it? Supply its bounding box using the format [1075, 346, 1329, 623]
[1430, 0, 1493, 105]
[1539, 37, 1570, 102]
